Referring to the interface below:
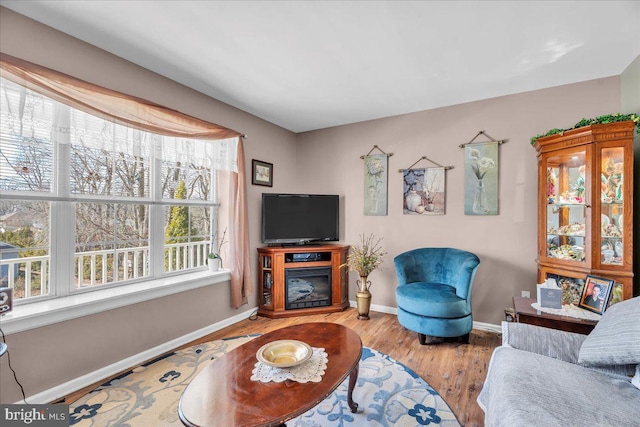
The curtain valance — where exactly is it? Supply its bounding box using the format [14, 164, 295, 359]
[0, 53, 241, 140]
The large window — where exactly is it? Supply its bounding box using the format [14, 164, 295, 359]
[0, 77, 233, 303]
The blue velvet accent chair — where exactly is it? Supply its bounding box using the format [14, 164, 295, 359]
[394, 248, 480, 344]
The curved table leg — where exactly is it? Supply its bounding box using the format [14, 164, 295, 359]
[347, 364, 359, 413]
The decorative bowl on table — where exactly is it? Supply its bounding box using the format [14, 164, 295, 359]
[256, 340, 313, 368]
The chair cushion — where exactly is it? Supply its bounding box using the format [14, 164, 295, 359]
[578, 296, 640, 366]
[396, 282, 470, 318]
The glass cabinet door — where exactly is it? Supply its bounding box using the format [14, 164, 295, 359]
[544, 149, 587, 264]
[599, 147, 625, 266]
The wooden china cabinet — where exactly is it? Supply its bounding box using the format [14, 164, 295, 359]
[533, 121, 635, 306]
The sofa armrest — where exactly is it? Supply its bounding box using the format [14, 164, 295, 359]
[501, 321, 587, 364]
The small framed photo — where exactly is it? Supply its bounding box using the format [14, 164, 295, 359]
[579, 275, 614, 314]
[252, 159, 273, 187]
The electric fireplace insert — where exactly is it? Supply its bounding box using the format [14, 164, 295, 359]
[285, 267, 332, 310]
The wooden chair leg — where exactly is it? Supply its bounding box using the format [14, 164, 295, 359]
[419, 333, 427, 345]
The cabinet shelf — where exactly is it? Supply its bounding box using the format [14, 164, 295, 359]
[547, 203, 585, 207]
[534, 121, 634, 304]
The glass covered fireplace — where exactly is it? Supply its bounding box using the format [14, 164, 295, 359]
[285, 267, 332, 310]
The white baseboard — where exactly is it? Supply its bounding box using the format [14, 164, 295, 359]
[349, 300, 398, 315]
[349, 300, 501, 333]
[472, 321, 502, 333]
[23, 307, 257, 404]
[29, 303, 500, 404]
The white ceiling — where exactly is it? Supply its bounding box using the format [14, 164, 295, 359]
[2, 1, 639, 133]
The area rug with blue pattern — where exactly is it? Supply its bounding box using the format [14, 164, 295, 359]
[69, 335, 460, 426]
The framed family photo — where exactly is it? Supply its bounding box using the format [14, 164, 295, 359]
[579, 275, 614, 314]
[252, 159, 273, 187]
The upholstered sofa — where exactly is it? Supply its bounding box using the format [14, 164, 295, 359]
[478, 296, 640, 426]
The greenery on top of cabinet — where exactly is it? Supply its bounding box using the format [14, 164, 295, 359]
[531, 113, 640, 145]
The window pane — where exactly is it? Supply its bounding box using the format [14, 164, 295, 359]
[75, 202, 149, 288]
[0, 79, 53, 192]
[71, 145, 150, 198]
[0, 200, 50, 300]
[69, 113, 151, 198]
[162, 162, 212, 201]
[164, 205, 212, 272]
[161, 138, 213, 201]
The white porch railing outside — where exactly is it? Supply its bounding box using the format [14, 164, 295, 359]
[0, 240, 213, 300]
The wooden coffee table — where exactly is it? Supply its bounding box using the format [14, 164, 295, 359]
[178, 322, 363, 427]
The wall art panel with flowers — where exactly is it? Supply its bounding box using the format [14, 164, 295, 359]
[363, 154, 388, 216]
[402, 167, 445, 215]
[465, 142, 498, 215]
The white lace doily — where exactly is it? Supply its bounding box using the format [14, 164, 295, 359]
[531, 302, 602, 321]
[251, 347, 328, 383]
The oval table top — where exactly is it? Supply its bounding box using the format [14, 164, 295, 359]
[179, 322, 362, 427]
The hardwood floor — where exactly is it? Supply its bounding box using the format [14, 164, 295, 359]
[65, 308, 500, 426]
[186, 308, 500, 427]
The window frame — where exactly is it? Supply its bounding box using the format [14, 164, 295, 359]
[1, 78, 224, 308]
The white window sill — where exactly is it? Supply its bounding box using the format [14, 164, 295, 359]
[0, 270, 231, 335]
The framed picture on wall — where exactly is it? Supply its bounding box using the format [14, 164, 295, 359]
[464, 141, 498, 215]
[363, 154, 389, 216]
[252, 159, 273, 187]
[578, 275, 614, 314]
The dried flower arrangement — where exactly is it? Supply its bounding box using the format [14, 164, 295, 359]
[342, 233, 387, 292]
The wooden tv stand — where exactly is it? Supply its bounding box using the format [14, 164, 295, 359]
[257, 244, 350, 318]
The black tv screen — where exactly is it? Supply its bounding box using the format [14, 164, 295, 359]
[261, 193, 339, 244]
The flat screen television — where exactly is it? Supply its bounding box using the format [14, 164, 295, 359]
[261, 193, 339, 245]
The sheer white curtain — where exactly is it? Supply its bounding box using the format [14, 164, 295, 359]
[1, 77, 237, 191]
[162, 136, 238, 173]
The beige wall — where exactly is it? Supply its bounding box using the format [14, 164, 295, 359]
[296, 77, 622, 324]
[621, 55, 640, 114]
[0, 5, 628, 404]
[621, 55, 640, 295]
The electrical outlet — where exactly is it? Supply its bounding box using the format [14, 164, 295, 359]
[521, 290, 530, 298]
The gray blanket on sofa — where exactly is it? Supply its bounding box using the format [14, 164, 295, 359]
[477, 346, 640, 427]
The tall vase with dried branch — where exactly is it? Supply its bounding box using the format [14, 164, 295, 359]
[208, 227, 227, 272]
[341, 233, 387, 320]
